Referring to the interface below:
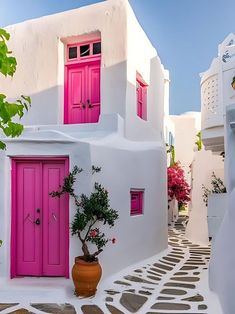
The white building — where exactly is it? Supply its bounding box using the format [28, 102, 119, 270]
[165, 112, 201, 224]
[200, 33, 235, 314]
[165, 112, 224, 242]
[201, 33, 235, 153]
[170, 112, 201, 181]
[0, 0, 169, 284]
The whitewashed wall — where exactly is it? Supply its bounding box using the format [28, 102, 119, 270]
[201, 33, 235, 152]
[185, 150, 224, 244]
[170, 112, 201, 183]
[1, 0, 167, 142]
[209, 104, 235, 314]
[0, 117, 168, 280]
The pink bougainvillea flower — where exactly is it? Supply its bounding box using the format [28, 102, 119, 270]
[167, 162, 191, 206]
[89, 230, 98, 237]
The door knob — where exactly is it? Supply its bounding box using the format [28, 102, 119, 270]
[35, 218, 40, 225]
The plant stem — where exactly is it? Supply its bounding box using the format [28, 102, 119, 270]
[84, 218, 98, 241]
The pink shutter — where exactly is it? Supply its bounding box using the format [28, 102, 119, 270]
[130, 191, 144, 215]
[142, 86, 147, 120]
[136, 74, 148, 120]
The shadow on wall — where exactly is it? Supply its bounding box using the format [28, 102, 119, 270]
[20, 85, 63, 126]
[17, 58, 166, 144]
[18, 60, 129, 126]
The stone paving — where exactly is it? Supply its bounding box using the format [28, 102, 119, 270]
[0, 216, 215, 314]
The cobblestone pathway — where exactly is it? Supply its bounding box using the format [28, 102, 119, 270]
[0, 216, 220, 314]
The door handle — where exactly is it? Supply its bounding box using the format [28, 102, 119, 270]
[35, 218, 40, 225]
[79, 102, 86, 109]
[87, 99, 93, 108]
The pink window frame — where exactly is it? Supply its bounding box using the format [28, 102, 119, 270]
[130, 190, 144, 216]
[10, 156, 70, 279]
[136, 72, 148, 120]
[66, 38, 101, 64]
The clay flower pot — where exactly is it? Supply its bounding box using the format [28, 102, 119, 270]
[231, 77, 235, 90]
[72, 256, 102, 297]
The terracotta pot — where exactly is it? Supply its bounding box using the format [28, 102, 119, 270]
[72, 256, 102, 297]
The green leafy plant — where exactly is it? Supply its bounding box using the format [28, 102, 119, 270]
[50, 166, 119, 262]
[0, 28, 31, 150]
[166, 144, 176, 167]
[195, 131, 202, 151]
[202, 172, 227, 206]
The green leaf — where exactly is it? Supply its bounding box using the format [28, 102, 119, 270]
[0, 141, 6, 150]
[0, 29, 31, 150]
[21, 95, 31, 105]
[0, 29, 10, 41]
[6, 103, 19, 117]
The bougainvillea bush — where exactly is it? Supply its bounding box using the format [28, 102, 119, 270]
[168, 162, 191, 206]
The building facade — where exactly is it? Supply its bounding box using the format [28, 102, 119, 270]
[0, 0, 169, 282]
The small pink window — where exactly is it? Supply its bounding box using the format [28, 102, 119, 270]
[67, 40, 101, 62]
[130, 190, 144, 216]
[136, 73, 148, 120]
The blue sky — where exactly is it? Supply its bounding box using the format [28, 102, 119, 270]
[0, 0, 234, 114]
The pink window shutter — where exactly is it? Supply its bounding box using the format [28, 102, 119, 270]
[136, 73, 148, 120]
[130, 190, 144, 215]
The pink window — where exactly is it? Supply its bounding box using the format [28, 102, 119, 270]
[130, 190, 144, 216]
[136, 73, 148, 120]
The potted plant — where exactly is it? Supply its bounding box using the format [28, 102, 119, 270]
[50, 165, 119, 297]
[231, 76, 235, 90]
[202, 172, 227, 239]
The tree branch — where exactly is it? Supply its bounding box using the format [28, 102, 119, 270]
[84, 218, 98, 241]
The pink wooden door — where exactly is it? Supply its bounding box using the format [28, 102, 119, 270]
[13, 159, 69, 277]
[16, 162, 42, 276]
[87, 62, 101, 123]
[42, 162, 69, 276]
[65, 61, 100, 124]
[67, 65, 86, 124]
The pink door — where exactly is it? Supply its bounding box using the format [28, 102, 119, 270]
[65, 60, 100, 124]
[12, 159, 69, 277]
